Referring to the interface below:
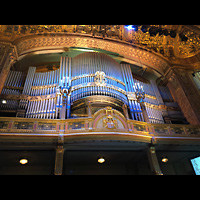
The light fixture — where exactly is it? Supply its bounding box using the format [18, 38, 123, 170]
[162, 156, 168, 163]
[179, 32, 188, 42]
[2, 100, 6, 104]
[98, 157, 105, 164]
[19, 158, 28, 165]
[141, 25, 149, 33]
[170, 30, 177, 38]
[124, 25, 137, 31]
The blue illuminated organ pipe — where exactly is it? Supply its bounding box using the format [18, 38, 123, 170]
[131, 77, 165, 124]
[1, 52, 166, 123]
[1, 71, 23, 110]
[120, 63, 165, 123]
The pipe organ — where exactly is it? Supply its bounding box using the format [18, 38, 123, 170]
[121, 64, 164, 124]
[0, 52, 176, 123]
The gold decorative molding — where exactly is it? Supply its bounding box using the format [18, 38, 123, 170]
[0, 116, 200, 146]
[127, 92, 157, 101]
[72, 74, 125, 86]
[32, 83, 58, 90]
[0, 93, 56, 101]
[71, 82, 127, 95]
[14, 34, 170, 75]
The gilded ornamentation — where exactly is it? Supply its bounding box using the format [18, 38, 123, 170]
[103, 115, 117, 129]
[103, 107, 117, 129]
[14, 34, 169, 74]
[94, 71, 107, 86]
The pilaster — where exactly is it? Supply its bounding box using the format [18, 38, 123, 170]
[150, 80, 171, 123]
[0, 46, 17, 94]
[54, 145, 64, 175]
[167, 67, 200, 125]
[146, 145, 163, 175]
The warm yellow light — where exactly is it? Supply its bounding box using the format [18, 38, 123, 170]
[98, 157, 105, 164]
[162, 157, 168, 163]
[2, 100, 6, 104]
[19, 158, 28, 165]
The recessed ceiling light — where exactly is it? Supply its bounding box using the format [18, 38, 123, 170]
[19, 158, 28, 165]
[98, 157, 105, 164]
[162, 157, 168, 163]
[2, 100, 6, 104]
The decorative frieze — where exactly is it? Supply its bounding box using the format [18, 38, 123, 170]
[15, 34, 170, 74]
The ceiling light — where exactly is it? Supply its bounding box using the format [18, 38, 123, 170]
[19, 158, 28, 165]
[179, 32, 188, 42]
[162, 156, 168, 163]
[141, 25, 149, 33]
[170, 30, 177, 38]
[98, 157, 105, 164]
[149, 27, 158, 36]
[163, 29, 169, 36]
[124, 25, 135, 30]
[2, 100, 6, 104]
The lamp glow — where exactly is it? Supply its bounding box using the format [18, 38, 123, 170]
[19, 158, 28, 165]
[2, 100, 6, 104]
[162, 157, 168, 163]
[98, 157, 105, 164]
[124, 25, 135, 30]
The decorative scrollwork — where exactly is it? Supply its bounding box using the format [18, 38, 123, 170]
[94, 71, 107, 86]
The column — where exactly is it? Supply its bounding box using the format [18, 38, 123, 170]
[54, 145, 64, 175]
[122, 103, 129, 120]
[146, 145, 163, 175]
[150, 80, 171, 123]
[60, 104, 66, 119]
[66, 94, 71, 119]
[140, 102, 150, 123]
[0, 46, 17, 94]
[167, 67, 200, 125]
[87, 101, 92, 118]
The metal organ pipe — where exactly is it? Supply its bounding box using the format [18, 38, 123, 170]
[15, 52, 163, 123]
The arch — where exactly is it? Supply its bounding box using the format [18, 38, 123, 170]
[92, 107, 128, 130]
[14, 33, 170, 76]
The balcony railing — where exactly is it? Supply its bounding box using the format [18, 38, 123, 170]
[0, 117, 200, 144]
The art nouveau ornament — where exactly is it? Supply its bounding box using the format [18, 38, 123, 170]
[103, 107, 117, 129]
[94, 71, 107, 86]
[103, 115, 117, 129]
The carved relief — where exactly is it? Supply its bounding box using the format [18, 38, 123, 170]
[93, 106, 128, 130]
[103, 115, 117, 129]
[15, 35, 169, 74]
[94, 71, 107, 86]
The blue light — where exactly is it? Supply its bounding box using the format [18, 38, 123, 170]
[124, 25, 135, 31]
[191, 156, 200, 175]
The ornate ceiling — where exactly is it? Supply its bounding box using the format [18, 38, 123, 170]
[0, 25, 200, 71]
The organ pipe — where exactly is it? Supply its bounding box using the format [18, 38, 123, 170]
[1, 52, 169, 123]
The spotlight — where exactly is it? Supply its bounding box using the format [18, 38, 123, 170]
[169, 30, 177, 38]
[133, 25, 139, 31]
[19, 158, 28, 165]
[141, 25, 149, 33]
[2, 100, 6, 104]
[157, 28, 164, 36]
[124, 25, 138, 31]
[179, 32, 188, 42]
[124, 25, 134, 30]
[149, 27, 158, 36]
[163, 29, 169, 36]
[98, 157, 105, 164]
[162, 156, 168, 163]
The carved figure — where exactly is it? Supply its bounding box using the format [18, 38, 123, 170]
[94, 71, 106, 86]
[103, 115, 117, 129]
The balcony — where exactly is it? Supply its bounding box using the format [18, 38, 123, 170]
[0, 116, 200, 146]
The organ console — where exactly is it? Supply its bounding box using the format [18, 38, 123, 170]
[0, 52, 175, 124]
